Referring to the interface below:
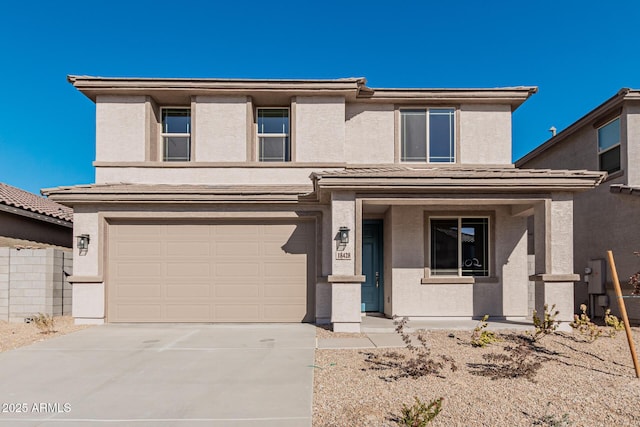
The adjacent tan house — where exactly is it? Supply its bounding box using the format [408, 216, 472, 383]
[0, 183, 73, 321]
[517, 89, 640, 319]
[44, 76, 605, 331]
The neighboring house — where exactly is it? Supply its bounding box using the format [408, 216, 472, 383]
[517, 89, 640, 320]
[43, 76, 604, 331]
[0, 183, 73, 321]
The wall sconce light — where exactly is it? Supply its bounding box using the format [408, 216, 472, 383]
[76, 234, 90, 252]
[339, 227, 350, 245]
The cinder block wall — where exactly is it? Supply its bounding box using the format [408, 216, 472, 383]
[0, 248, 73, 322]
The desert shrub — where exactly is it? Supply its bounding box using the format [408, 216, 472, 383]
[480, 339, 544, 382]
[471, 314, 500, 347]
[569, 304, 602, 342]
[529, 304, 559, 341]
[363, 317, 456, 381]
[604, 308, 624, 336]
[32, 313, 56, 334]
[397, 396, 443, 427]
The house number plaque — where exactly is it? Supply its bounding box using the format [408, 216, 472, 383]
[336, 252, 352, 260]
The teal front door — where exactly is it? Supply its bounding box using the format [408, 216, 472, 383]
[361, 221, 383, 312]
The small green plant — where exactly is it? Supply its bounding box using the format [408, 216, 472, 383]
[569, 304, 602, 342]
[32, 313, 56, 334]
[533, 412, 572, 426]
[398, 396, 443, 426]
[529, 304, 559, 341]
[604, 308, 625, 336]
[471, 314, 500, 347]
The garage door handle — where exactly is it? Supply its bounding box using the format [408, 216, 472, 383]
[375, 272, 379, 288]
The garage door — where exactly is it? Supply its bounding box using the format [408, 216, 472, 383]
[107, 221, 315, 322]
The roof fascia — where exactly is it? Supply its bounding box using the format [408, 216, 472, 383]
[67, 75, 368, 102]
[0, 203, 72, 228]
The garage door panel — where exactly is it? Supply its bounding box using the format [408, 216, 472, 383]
[216, 242, 261, 256]
[264, 304, 305, 322]
[117, 263, 163, 277]
[166, 242, 211, 257]
[166, 262, 211, 277]
[108, 221, 314, 322]
[114, 242, 163, 257]
[215, 304, 260, 321]
[116, 283, 162, 298]
[215, 284, 260, 298]
[264, 284, 306, 298]
[216, 262, 260, 277]
[166, 284, 211, 298]
[166, 304, 211, 320]
[115, 304, 163, 320]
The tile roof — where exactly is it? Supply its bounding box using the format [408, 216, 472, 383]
[0, 183, 73, 222]
[0, 236, 71, 250]
[314, 166, 606, 179]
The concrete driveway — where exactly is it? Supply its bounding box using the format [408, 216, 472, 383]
[0, 324, 316, 426]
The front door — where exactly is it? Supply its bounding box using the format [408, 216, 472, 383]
[361, 221, 383, 312]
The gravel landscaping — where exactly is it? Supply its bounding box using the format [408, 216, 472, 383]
[313, 325, 640, 426]
[0, 316, 92, 352]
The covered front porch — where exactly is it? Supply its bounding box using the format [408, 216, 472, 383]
[307, 167, 605, 332]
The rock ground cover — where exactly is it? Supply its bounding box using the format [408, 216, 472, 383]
[313, 326, 640, 426]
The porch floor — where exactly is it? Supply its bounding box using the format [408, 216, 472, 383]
[360, 314, 533, 333]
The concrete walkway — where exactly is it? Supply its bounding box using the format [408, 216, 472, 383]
[317, 316, 534, 349]
[0, 324, 316, 426]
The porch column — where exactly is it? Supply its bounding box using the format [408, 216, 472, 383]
[328, 191, 365, 332]
[531, 193, 579, 330]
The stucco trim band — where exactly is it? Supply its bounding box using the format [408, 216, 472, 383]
[529, 274, 581, 282]
[327, 275, 366, 283]
[67, 275, 103, 283]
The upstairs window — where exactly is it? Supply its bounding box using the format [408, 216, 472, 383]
[257, 108, 290, 162]
[598, 117, 620, 174]
[401, 108, 455, 163]
[430, 217, 489, 277]
[162, 108, 191, 161]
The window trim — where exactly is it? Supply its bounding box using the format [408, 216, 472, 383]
[256, 107, 291, 162]
[425, 213, 492, 279]
[597, 116, 621, 174]
[397, 107, 457, 164]
[160, 107, 192, 162]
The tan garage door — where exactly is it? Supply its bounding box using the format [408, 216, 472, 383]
[107, 221, 315, 322]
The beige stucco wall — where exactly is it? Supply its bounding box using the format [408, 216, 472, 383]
[345, 104, 395, 164]
[96, 167, 341, 185]
[96, 95, 147, 162]
[459, 104, 512, 165]
[294, 96, 345, 162]
[387, 204, 529, 319]
[626, 103, 640, 186]
[194, 96, 248, 162]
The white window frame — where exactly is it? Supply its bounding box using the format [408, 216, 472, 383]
[161, 107, 191, 162]
[257, 107, 290, 162]
[597, 116, 621, 173]
[400, 107, 456, 163]
[428, 216, 490, 277]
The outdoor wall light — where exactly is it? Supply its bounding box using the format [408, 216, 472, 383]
[339, 227, 350, 245]
[76, 234, 90, 251]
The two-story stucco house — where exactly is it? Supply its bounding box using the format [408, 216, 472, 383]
[43, 76, 604, 331]
[517, 89, 640, 320]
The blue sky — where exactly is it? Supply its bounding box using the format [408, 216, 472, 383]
[1, 0, 639, 194]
